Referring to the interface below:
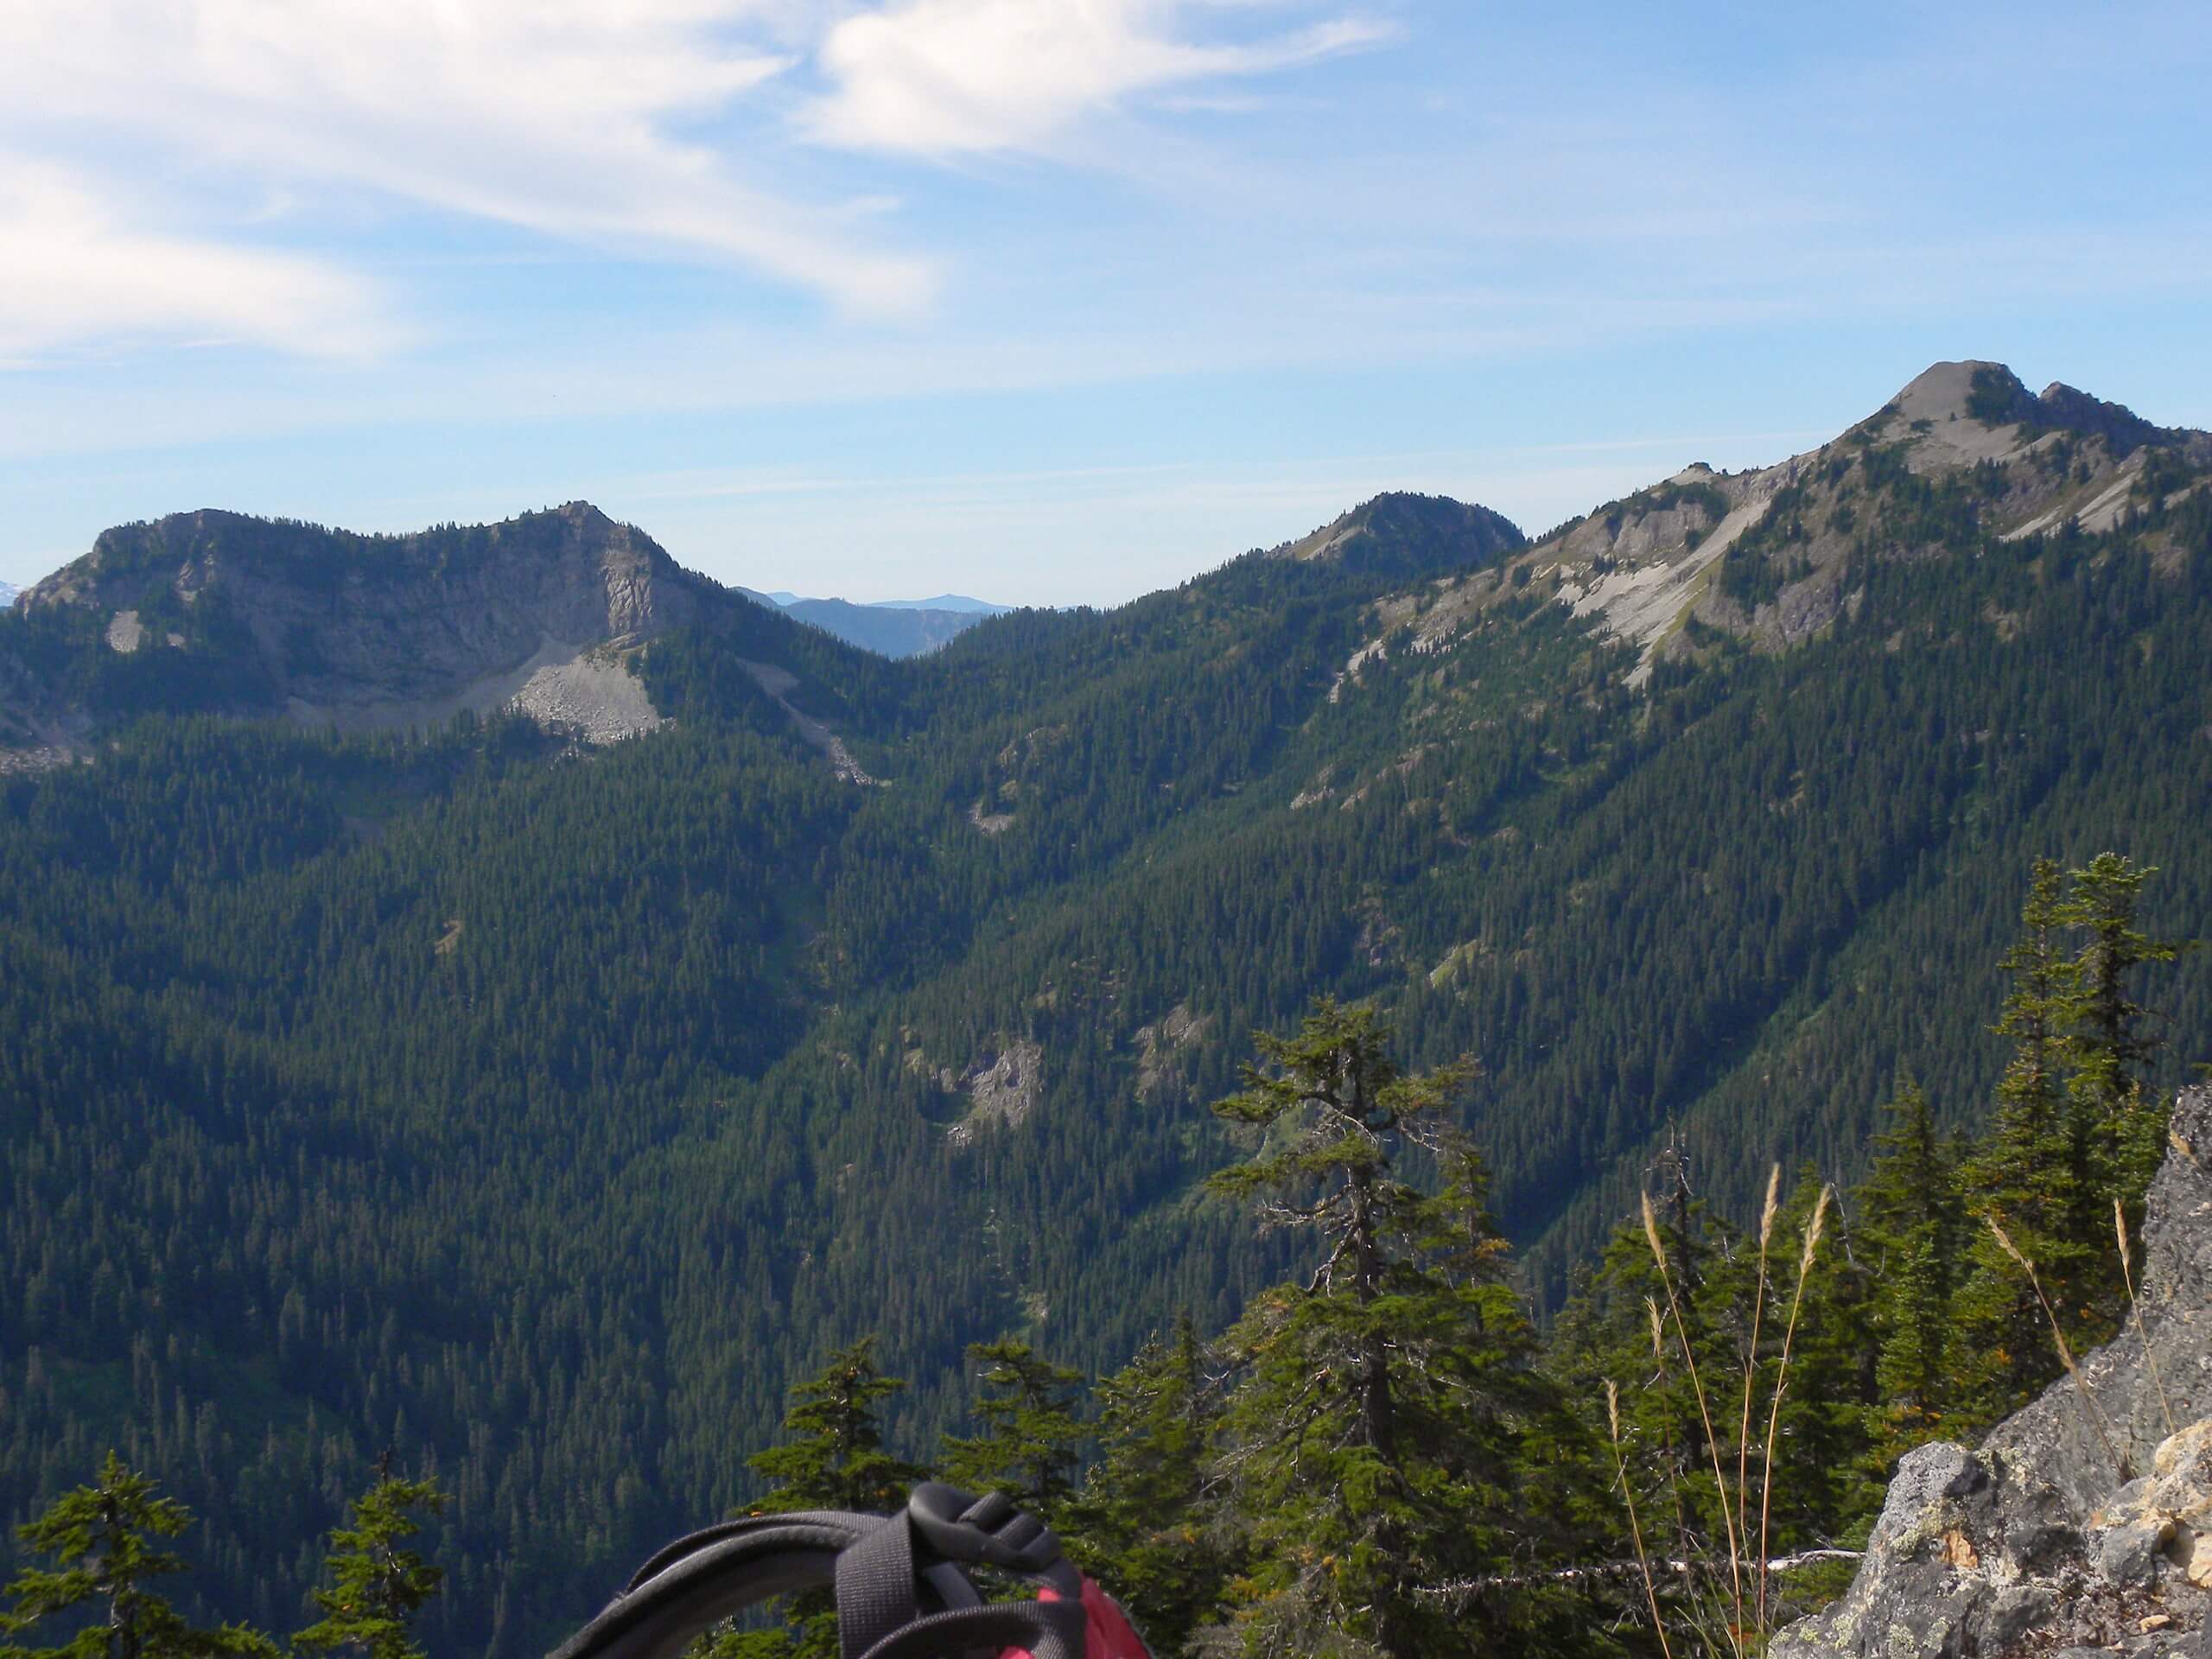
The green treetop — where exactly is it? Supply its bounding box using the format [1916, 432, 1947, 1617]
[294, 1466, 448, 1659]
[1954, 853, 2181, 1424]
[1063, 1315, 1230, 1656]
[938, 1339, 1085, 1525]
[0, 1452, 276, 1659]
[2059, 853, 2181, 1224]
[1856, 1076, 1967, 1450]
[1198, 999, 1588, 1659]
[714, 1338, 929, 1659]
[745, 1337, 928, 1516]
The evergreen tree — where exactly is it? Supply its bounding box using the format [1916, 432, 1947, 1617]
[1953, 859, 2092, 1421]
[295, 1465, 447, 1659]
[1855, 1077, 1966, 1452]
[2059, 853, 2180, 1243]
[713, 1339, 930, 1659]
[744, 1338, 928, 1516]
[938, 1340, 1085, 1524]
[1064, 1317, 1230, 1656]
[1953, 855, 2182, 1423]
[1197, 1000, 1583, 1659]
[0, 1452, 276, 1659]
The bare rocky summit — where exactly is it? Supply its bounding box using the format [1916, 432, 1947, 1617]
[1773, 1086, 2212, 1659]
[1315, 361, 2212, 700]
[20, 502, 701, 736]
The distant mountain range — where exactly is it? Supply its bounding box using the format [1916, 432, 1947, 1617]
[760, 591, 1006, 614]
[0, 582, 17, 609]
[736, 587, 1010, 658]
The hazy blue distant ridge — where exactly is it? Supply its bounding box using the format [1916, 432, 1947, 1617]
[736, 586, 1007, 657]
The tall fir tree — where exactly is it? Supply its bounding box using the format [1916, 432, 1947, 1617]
[1855, 1077, 1967, 1455]
[938, 1339, 1086, 1525]
[1197, 1000, 1590, 1659]
[1064, 1317, 1230, 1658]
[295, 1465, 448, 1659]
[1952, 858, 2093, 1422]
[1951, 854, 2180, 1425]
[712, 1338, 930, 1659]
[744, 1338, 929, 1516]
[2057, 853, 2181, 1264]
[0, 1452, 276, 1659]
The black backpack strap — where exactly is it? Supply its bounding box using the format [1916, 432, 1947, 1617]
[834, 1511, 919, 1659]
[850, 1599, 1087, 1659]
[548, 1487, 1090, 1659]
[551, 1513, 880, 1659]
[905, 1484, 1080, 1598]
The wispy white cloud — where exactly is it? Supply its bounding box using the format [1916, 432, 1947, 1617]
[807, 0, 1391, 154]
[0, 156, 397, 362]
[0, 0, 938, 356]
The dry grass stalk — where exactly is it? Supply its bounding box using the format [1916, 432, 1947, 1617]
[1986, 1214, 2125, 1477]
[1754, 1184, 1830, 1633]
[1649, 1295, 1692, 1557]
[1734, 1165, 1782, 1592]
[1609, 1379, 1675, 1659]
[1643, 1191, 1746, 1655]
[2115, 1199, 2176, 1438]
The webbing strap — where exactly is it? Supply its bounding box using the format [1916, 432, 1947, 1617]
[852, 1599, 1088, 1659]
[550, 1525, 859, 1659]
[834, 1516, 918, 1659]
[544, 1489, 1103, 1659]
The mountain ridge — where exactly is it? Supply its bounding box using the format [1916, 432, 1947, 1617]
[5, 359, 2212, 1653]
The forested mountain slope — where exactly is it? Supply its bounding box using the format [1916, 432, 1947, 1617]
[3, 367, 2210, 1656]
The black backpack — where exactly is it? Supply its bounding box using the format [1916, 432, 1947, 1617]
[548, 1484, 1154, 1659]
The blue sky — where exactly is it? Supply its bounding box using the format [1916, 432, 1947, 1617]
[3, 0, 2209, 605]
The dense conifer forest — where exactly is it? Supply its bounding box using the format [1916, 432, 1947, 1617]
[3, 378, 2210, 1655]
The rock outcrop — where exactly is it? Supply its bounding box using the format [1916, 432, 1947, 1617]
[16, 502, 704, 743]
[1773, 1085, 2212, 1658]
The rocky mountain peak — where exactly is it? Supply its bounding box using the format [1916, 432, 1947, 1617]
[16, 503, 712, 741]
[1887, 359, 2024, 426]
[2035, 380, 2174, 455]
[1877, 360, 2183, 457]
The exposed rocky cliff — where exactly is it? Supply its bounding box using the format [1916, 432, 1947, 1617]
[9, 503, 720, 749]
[1774, 1086, 2212, 1658]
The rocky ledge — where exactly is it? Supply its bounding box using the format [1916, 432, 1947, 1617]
[1774, 1085, 2212, 1658]
[15, 502, 704, 744]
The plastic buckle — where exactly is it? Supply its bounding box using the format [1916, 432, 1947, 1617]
[906, 1483, 1063, 1576]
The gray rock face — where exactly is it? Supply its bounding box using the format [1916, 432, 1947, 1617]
[1772, 1086, 2212, 1657]
[21, 503, 704, 726]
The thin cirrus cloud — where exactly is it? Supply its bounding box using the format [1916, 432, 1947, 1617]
[808, 0, 1393, 155]
[0, 156, 397, 363]
[0, 0, 1385, 364]
[0, 0, 934, 361]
